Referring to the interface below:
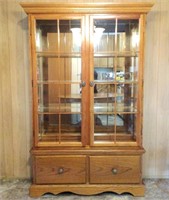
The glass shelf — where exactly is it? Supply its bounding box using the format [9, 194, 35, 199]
[94, 103, 137, 113]
[94, 51, 139, 57]
[38, 103, 81, 113]
[37, 81, 81, 84]
[94, 80, 138, 84]
[37, 52, 81, 58]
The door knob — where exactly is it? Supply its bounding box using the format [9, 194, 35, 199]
[89, 81, 95, 87]
[80, 81, 86, 87]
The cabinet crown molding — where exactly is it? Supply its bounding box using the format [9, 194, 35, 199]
[20, 2, 154, 14]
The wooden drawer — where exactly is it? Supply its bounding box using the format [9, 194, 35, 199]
[90, 156, 141, 184]
[35, 156, 86, 184]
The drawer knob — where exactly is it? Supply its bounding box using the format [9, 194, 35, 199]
[58, 167, 64, 174]
[112, 168, 118, 174]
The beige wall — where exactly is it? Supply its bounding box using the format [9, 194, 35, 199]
[0, 0, 169, 179]
[143, 0, 169, 178]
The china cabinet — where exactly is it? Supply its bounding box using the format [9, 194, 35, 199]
[21, 2, 153, 197]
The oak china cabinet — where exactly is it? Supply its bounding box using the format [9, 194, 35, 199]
[21, 2, 153, 197]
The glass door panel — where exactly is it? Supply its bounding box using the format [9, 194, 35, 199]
[94, 114, 115, 142]
[59, 83, 81, 113]
[116, 113, 137, 142]
[117, 19, 139, 52]
[91, 16, 140, 145]
[37, 56, 81, 82]
[59, 19, 81, 53]
[36, 19, 81, 53]
[36, 20, 58, 52]
[38, 114, 59, 142]
[116, 83, 138, 112]
[94, 19, 116, 52]
[94, 62, 115, 82]
[61, 114, 81, 142]
[38, 113, 81, 143]
[94, 84, 115, 113]
[38, 84, 60, 113]
[115, 56, 139, 82]
[35, 18, 83, 144]
[38, 82, 81, 140]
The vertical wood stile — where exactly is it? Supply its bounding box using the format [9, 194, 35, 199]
[82, 15, 90, 146]
[137, 14, 146, 147]
[30, 15, 39, 147]
[89, 16, 95, 146]
[58, 19, 61, 144]
[114, 18, 118, 144]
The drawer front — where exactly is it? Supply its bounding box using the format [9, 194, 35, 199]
[35, 156, 86, 184]
[90, 156, 141, 184]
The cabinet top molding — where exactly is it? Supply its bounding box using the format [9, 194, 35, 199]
[20, 2, 154, 14]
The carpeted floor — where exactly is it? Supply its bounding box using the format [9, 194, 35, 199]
[0, 179, 169, 200]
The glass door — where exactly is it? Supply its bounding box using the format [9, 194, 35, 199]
[33, 16, 85, 146]
[90, 16, 141, 145]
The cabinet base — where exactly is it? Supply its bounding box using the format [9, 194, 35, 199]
[29, 184, 145, 197]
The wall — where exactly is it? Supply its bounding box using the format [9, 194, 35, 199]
[143, 0, 169, 178]
[0, 0, 169, 179]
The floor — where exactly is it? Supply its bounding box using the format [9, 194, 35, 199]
[0, 179, 169, 200]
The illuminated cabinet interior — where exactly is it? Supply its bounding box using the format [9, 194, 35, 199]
[21, 3, 153, 197]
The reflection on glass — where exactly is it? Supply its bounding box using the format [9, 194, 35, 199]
[70, 27, 81, 52]
[94, 114, 115, 142]
[116, 114, 136, 136]
[94, 113, 136, 143]
[94, 83, 115, 95]
[115, 56, 138, 82]
[92, 18, 139, 144]
[95, 114, 115, 127]
[94, 57, 139, 83]
[94, 66, 114, 81]
[93, 18, 139, 53]
[36, 20, 58, 51]
[94, 57, 114, 74]
[60, 114, 81, 142]
[94, 103, 114, 113]
[36, 19, 82, 143]
[38, 84, 81, 113]
[94, 19, 116, 52]
[117, 19, 139, 52]
[36, 19, 81, 52]
[38, 114, 59, 141]
[38, 84, 59, 112]
[61, 114, 81, 132]
[116, 84, 137, 112]
[60, 20, 81, 53]
[94, 83, 115, 113]
[38, 114, 81, 142]
[37, 56, 81, 82]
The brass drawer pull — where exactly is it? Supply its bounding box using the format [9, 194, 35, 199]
[112, 168, 118, 174]
[58, 167, 64, 174]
